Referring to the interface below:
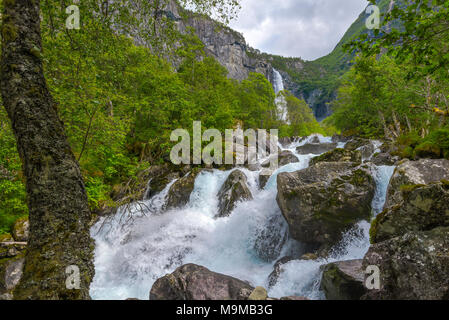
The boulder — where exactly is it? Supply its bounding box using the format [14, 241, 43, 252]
[149, 264, 254, 300]
[370, 152, 399, 166]
[332, 134, 352, 144]
[0, 256, 25, 300]
[296, 143, 337, 155]
[384, 159, 449, 208]
[267, 256, 294, 288]
[248, 286, 268, 300]
[259, 169, 273, 189]
[165, 169, 202, 210]
[12, 217, 29, 242]
[253, 214, 288, 262]
[344, 138, 371, 151]
[371, 182, 449, 244]
[310, 148, 362, 166]
[362, 227, 449, 300]
[320, 259, 367, 300]
[216, 170, 253, 218]
[277, 162, 375, 247]
[262, 150, 298, 168]
[142, 164, 183, 200]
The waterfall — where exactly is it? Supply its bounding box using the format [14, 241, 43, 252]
[90, 134, 395, 300]
[273, 69, 289, 123]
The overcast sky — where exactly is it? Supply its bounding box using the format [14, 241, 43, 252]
[228, 0, 369, 61]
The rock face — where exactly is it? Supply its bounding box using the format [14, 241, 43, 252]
[0, 256, 25, 300]
[320, 259, 367, 300]
[362, 227, 449, 300]
[296, 142, 338, 155]
[150, 264, 254, 300]
[277, 162, 375, 247]
[371, 182, 449, 243]
[12, 217, 29, 242]
[384, 159, 449, 208]
[165, 169, 202, 210]
[216, 170, 253, 218]
[310, 148, 362, 166]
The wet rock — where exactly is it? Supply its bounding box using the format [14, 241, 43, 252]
[296, 142, 337, 155]
[144, 164, 183, 200]
[344, 138, 371, 151]
[12, 217, 29, 242]
[332, 135, 352, 143]
[384, 159, 449, 208]
[253, 214, 288, 262]
[279, 137, 293, 147]
[150, 264, 254, 300]
[277, 162, 375, 247]
[370, 152, 399, 166]
[248, 286, 268, 300]
[259, 169, 273, 189]
[267, 256, 294, 288]
[310, 148, 362, 166]
[320, 259, 367, 300]
[262, 150, 298, 168]
[300, 253, 318, 261]
[362, 227, 449, 300]
[371, 182, 449, 243]
[165, 169, 202, 210]
[216, 170, 253, 218]
[0, 256, 25, 300]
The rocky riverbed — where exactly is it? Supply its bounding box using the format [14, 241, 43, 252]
[2, 134, 448, 300]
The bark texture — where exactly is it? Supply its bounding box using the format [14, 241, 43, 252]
[1, 0, 94, 299]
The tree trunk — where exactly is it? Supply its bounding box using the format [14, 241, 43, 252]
[1, 0, 94, 299]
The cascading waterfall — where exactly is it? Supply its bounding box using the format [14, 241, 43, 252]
[273, 69, 289, 123]
[90, 135, 395, 300]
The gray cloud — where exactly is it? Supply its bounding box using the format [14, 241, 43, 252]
[229, 0, 369, 61]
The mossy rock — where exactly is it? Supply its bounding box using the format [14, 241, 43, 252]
[414, 141, 441, 159]
[0, 234, 13, 243]
[248, 286, 268, 301]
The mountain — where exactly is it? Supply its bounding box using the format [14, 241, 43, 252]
[162, 0, 394, 120]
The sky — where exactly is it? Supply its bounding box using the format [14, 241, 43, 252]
[228, 0, 369, 61]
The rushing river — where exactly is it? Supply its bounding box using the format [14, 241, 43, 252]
[90, 135, 395, 300]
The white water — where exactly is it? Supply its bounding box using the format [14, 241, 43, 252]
[273, 69, 289, 124]
[90, 134, 395, 300]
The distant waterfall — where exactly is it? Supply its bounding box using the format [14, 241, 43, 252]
[273, 69, 289, 123]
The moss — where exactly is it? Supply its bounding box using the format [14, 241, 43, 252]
[1, 21, 18, 43]
[370, 209, 388, 244]
[400, 184, 425, 194]
[441, 180, 449, 189]
[414, 141, 442, 159]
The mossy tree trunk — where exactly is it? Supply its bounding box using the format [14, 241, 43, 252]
[0, 0, 94, 299]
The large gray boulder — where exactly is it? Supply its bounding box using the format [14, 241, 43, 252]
[296, 142, 337, 155]
[371, 182, 449, 243]
[277, 162, 375, 247]
[384, 159, 449, 208]
[150, 264, 254, 300]
[362, 227, 449, 300]
[320, 259, 367, 300]
[216, 170, 253, 218]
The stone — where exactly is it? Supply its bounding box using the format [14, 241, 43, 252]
[320, 259, 367, 300]
[165, 169, 202, 210]
[216, 170, 253, 218]
[259, 169, 273, 189]
[267, 256, 294, 288]
[150, 264, 254, 300]
[277, 162, 375, 247]
[384, 159, 449, 208]
[0, 256, 25, 300]
[310, 148, 362, 166]
[296, 143, 338, 155]
[371, 182, 449, 243]
[248, 286, 268, 300]
[362, 227, 449, 300]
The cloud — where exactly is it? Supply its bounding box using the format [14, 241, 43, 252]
[229, 0, 369, 60]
